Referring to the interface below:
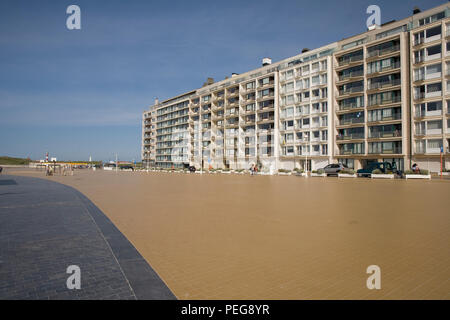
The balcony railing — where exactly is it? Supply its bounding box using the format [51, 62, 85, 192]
[367, 45, 400, 58]
[338, 118, 365, 126]
[339, 86, 364, 96]
[338, 54, 364, 67]
[338, 149, 365, 155]
[368, 96, 401, 106]
[336, 133, 365, 140]
[368, 78, 401, 90]
[368, 113, 402, 122]
[368, 130, 402, 138]
[368, 62, 401, 74]
[258, 116, 275, 122]
[339, 70, 364, 81]
[369, 147, 402, 155]
[338, 102, 364, 111]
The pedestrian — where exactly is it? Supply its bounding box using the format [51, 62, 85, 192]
[0, 166, 3, 174]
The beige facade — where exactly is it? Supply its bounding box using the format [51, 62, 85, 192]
[142, 2, 450, 173]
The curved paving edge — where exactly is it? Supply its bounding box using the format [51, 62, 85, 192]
[0, 174, 176, 300]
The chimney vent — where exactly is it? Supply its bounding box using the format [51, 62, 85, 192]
[413, 6, 421, 14]
[231, 73, 239, 78]
[154, 97, 159, 105]
[262, 57, 272, 66]
[301, 48, 310, 53]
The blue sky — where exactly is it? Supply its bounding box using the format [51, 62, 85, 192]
[0, 0, 445, 161]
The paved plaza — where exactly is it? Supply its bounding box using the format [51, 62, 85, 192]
[2, 168, 450, 299]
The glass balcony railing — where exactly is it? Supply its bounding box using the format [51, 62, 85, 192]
[368, 78, 401, 90]
[339, 86, 364, 95]
[367, 44, 400, 58]
[336, 133, 365, 140]
[339, 70, 364, 81]
[368, 130, 402, 138]
[368, 113, 402, 122]
[368, 96, 401, 106]
[338, 54, 364, 67]
[338, 117, 365, 126]
[368, 147, 402, 155]
[338, 102, 364, 111]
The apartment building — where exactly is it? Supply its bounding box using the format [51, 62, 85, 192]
[411, 10, 450, 172]
[142, 2, 450, 173]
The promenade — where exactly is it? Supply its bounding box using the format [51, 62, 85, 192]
[5, 168, 450, 299]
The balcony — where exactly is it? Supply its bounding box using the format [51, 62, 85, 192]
[258, 116, 275, 123]
[258, 80, 275, 88]
[414, 91, 442, 100]
[367, 45, 400, 58]
[367, 62, 401, 75]
[368, 130, 402, 139]
[368, 113, 402, 122]
[339, 86, 364, 96]
[368, 96, 401, 107]
[368, 78, 401, 90]
[336, 133, 365, 141]
[338, 102, 364, 112]
[337, 148, 365, 156]
[338, 70, 364, 82]
[369, 147, 402, 155]
[338, 54, 364, 67]
[415, 109, 442, 118]
[337, 117, 365, 126]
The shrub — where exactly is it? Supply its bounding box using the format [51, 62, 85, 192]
[405, 169, 429, 175]
[278, 169, 291, 173]
[312, 170, 318, 174]
[293, 168, 304, 173]
[372, 169, 382, 174]
[317, 169, 325, 174]
[340, 169, 355, 175]
[235, 169, 244, 173]
[222, 168, 230, 172]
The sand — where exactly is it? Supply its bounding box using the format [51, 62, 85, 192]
[7, 168, 450, 299]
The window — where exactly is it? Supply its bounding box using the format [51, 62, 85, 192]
[246, 82, 255, 90]
[285, 71, 293, 80]
[428, 139, 443, 150]
[419, 11, 445, 26]
[427, 120, 442, 131]
[286, 82, 294, 93]
[427, 44, 441, 57]
[312, 75, 320, 86]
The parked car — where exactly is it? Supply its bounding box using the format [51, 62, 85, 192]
[322, 163, 348, 175]
[357, 162, 400, 177]
[120, 165, 134, 171]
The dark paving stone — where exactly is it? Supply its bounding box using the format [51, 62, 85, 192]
[0, 174, 176, 300]
[0, 179, 17, 185]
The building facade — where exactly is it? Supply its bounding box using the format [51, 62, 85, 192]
[142, 2, 450, 173]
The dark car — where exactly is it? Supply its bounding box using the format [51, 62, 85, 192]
[322, 163, 348, 175]
[120, 165, 134, 171]
[357, 162, 398, 177]
[188, 166, 196, 173]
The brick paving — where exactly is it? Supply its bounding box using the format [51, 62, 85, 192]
[0, 174, 175, 300]
[7, 169, 450, 299]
